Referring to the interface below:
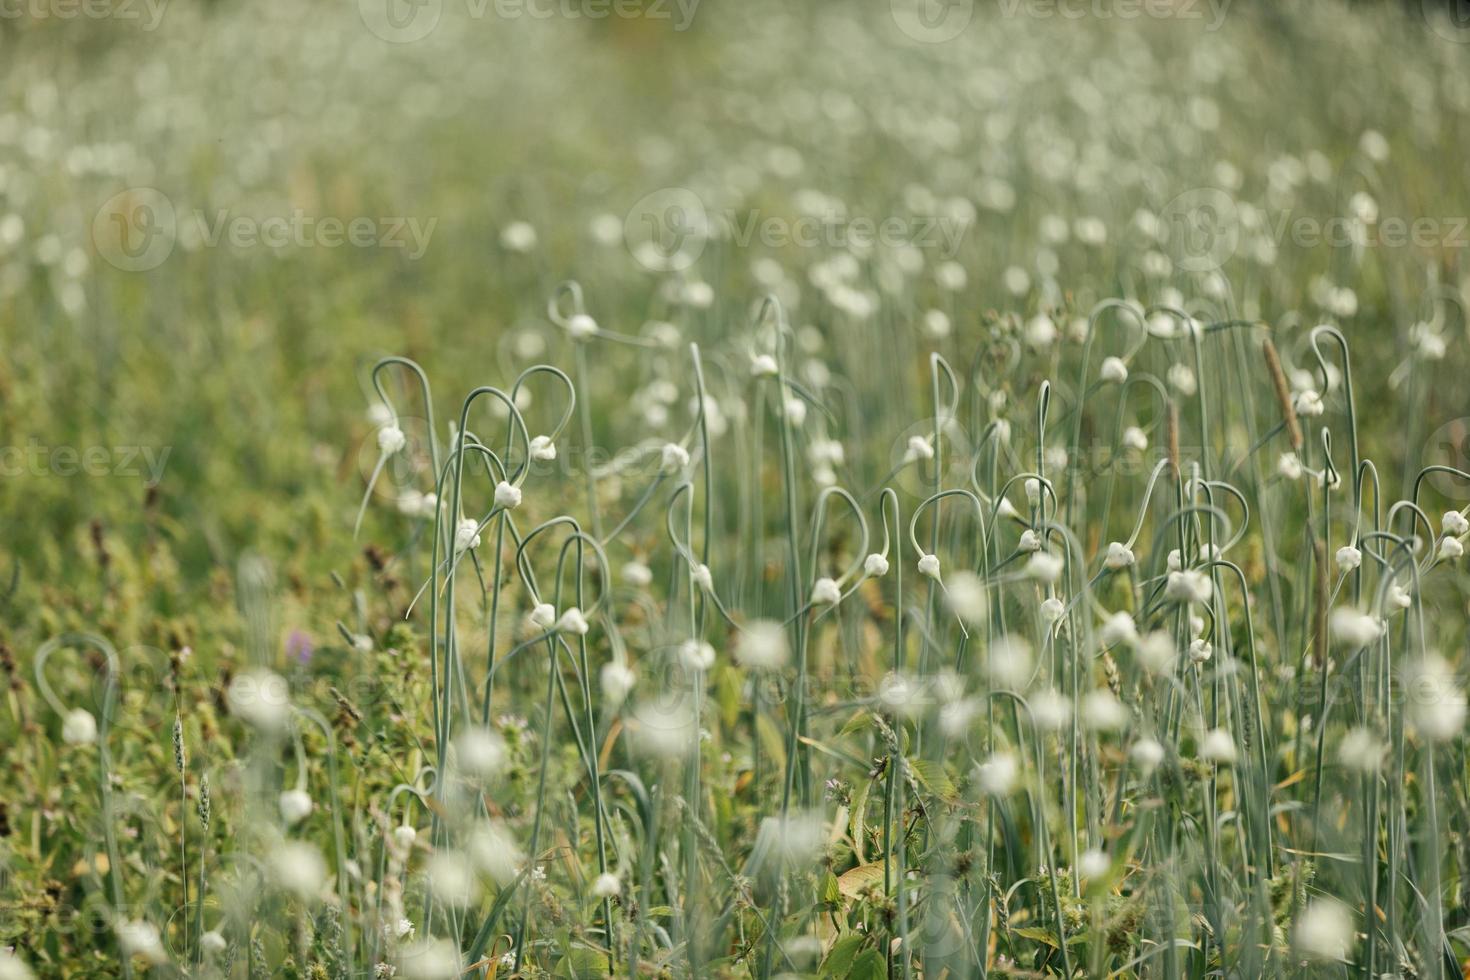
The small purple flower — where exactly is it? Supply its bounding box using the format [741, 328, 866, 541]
[286, 629, 314, 666]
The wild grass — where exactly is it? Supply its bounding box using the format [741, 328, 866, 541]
[5, 1, 1470, 978]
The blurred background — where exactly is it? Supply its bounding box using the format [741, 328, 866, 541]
[1, 0, 1468, 611]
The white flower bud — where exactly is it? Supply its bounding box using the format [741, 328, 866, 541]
[1441, 536, 1464, 561]
[1330, 607, 1382, 648]
[1130, 737, 1165, 772]
[1293, 389, 1324, 417]
[750, 354, 778, 377]
[923, 309, 951, 338]
[1388, 583, 1412, 609]
[1444, 511, 1469, 536]
[945, 571, 988, 625]
[917, 553, 941, 580]
[397, 490, 438, 519]
[377, 424, 406, 455]
[679, 640, 715, 671]
[1099, 356, 1128, 384]
[1104, 541, 1134, 570]
[1293, 898, 1353, 962]
[783, 398, 807, 426]
[1278, 452, 1304, 481]
[1337, 727, 1384, 774]
[494, 481, 522, 510]
[454, 728, 507, 778]
[529, 603, 556, 630]
[1024, 551, 1064, 583]
[1137, 631, 1177, 674]
[1018, 529, 1042, 552]
[735, 620, 789, 669]
[938, 697, 980, 737]
[1187, 638, 1212, 664]
[661, 443, 690, 471]
[1198, 728, 1237, 764]
[500, 221, 537, 252]
[392, 825, 417, 853]
[1039, 597, 1065, 622]
[61, 708, 97, 745]
[1030, 688, 1071, 730]
[279, 789, 313, 826]
[863, 553, 890, 577]
[1077, 849, 1110, 880]
[1081, 689, 1127, 730]
[591, 873, 622, 898]
[1165, 570, 1211, 604]
[974, 751, 1018, 796]
[557, 608, 590, 635]
[200, 931, 227, 956]
[1122, 426, 1148, 451]
[226, 669, 291, 731]
[116, 921, 166, 965]
[1024, 313, 1057, 349]
[623, 561, 653, 587]
[529, 435, 557, 461]
[811, 577, 842, 605]
[906, 435, 935, 462]
[1406, 655, 1467, 741]
[1099, 612, 1136, 647]
[691, 563, 713, 591]
[567, 313, 598, 340]
[425, 850, 479, 907]
[1335, 545, 1362, 572]
[601, 662, 635, 704]
[455, 517, 481, 554]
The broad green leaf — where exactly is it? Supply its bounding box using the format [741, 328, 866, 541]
[849, 948, 886, 980]
[821, 934, 866, 978]
[908, 757, 958, 800]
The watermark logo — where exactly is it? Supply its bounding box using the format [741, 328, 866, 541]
[1160, 187, 1238, 274]
[889, 417, 975, 499]
[891, 0, 973, 42]
[358, 0, 442, 42]
[624, 187, 708, 272]
[92, 187, 176, 272]
[1423, 0, 1470, 43]
[1424, 417, 1470, 501]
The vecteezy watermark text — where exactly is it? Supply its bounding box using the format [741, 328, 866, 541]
[190, 209, 436, 259]
[623, 187, 971, 271]
[358, 0, 699, 43]
[1159, 187, 1470, 273]
[0, 439, 170, 481]
[0, 0, 167, 29]
[891, 0, 1229, 43]
[92, 188, 436, 272]
[995, 0, 1229, 30]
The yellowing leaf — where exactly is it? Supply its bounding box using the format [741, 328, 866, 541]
[837, 863, 885, 900]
